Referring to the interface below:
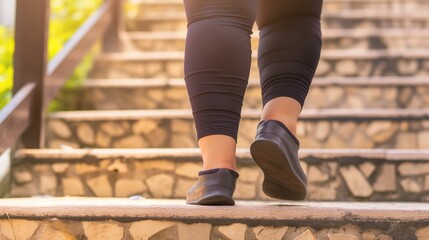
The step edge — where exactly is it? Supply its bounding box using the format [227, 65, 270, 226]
[97, 49, 429, 60]
[124, 28, 429, 39]
[47, 108, 429, 120]
[14, 148, 429, 161]
[81, 76, 429, 88]
[1, 198, 429, 222]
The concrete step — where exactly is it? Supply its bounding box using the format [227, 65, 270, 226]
[11, 148, 429, 202]
[123, 29, 429, 52]
[127, 0, 429, 18]
[66, 77, 429, 110]
[45, 108, 429, 149]
[1, 197, 428, 239]
[88, 50, 429, 79]
[125, 11, 429, 31]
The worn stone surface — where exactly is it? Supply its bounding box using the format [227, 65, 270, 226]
[48, 120, 72, 139]
[173, 178, 195, 198]
[328, 233, 359, 240]
[314, 121, 331, 141]
[175, 162, 201, 178]
[366, 121, 397, 143]
[40, 174, 57, 195]
[146, 173, 174, 198]
[418, 131, 429, 149]
[340, 165, 373, 198]
[235, 182, 257, 199]
[399, 163, 429, 176]
[400, 178, 422, 193]
[238, 167, 260, 182]
[96, 130, 111, 147]
[416, 227, 429, 239]
[13, 167, 33, 183]
[253, 226, 288, 240]
[134, 159, 175, 171]
[147, 128, 168, 147]
[0, 219, 40, 240]
[62, 177, 85, 196]
[10, 181, 38, 197]
[308, 185, 337, 200]
[87, 175, 112, 197]
[52, 163, 69, 173]
[107, 160, 128, 173]
[396, 132, 418, 149]
[132, 120, 158, 134]
[76, 123, 95, 145]
[336, 60, 358, 76]
[218, 223, 247, 240]
[359, 162, 376, 178]
[113, 135, 149, 148]
[373, 164, 396, 192]
[75, 164, 98, 174]
[308, 165, 329, 183]
[83, 221, 123, 240]
[48, 139, 80, 149]
[294, 229, 316, 240]
[178, 223, 212, 240]
[100, 122, 129, 137]
[34, 223, 76, 240]
[424, 176, 429, 191]
[129, 220, 176, 240]
[115, 179, 146, 197]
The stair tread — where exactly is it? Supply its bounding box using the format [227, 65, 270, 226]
[130, 10, 429, 20]
[98, 49, 429, 60]
[15, 148, 429, 161]
[1, 197, 429, 221]
[47, 108, 429, 120]
[82, 76, 429, 88]
[124, 28, 429, 39]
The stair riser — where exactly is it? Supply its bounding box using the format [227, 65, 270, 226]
[127, 36, 429, 51]
[45, 117, 429, 149]
[125, 18, 429, 31]
[88, 58, 429, 79]
[11, 154, 429, 202]
[134, 2, 429, 18]
[0, 217, 425, 240]
[72, 84, 429, 110]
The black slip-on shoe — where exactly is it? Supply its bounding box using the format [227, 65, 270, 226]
[186, 168, 238, 205]
[250, 120, 307, 200]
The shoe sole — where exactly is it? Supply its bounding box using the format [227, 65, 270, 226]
[187, 195, 235, 205]
[250, 139, 306, 200]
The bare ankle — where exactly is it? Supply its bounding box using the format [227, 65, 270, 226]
[198, 135, 237, 171]
[202, 160, 236, 171]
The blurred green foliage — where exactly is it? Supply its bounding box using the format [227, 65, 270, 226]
[0, 0, 103, 110]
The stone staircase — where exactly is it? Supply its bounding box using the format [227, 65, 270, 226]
[4, 0, 429, 239]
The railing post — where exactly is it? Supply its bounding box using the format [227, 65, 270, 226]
[103, 0, 123, 52]
[13, 0, 50, 148]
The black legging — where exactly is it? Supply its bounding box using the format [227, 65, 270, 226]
[183, 0, 323, 142]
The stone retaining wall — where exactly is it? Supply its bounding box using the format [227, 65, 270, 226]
[45, 117, 429, 149]
[1, 218, 427, 240]
[11, 156, 429, 201]
[88, 56, 429, 79]
[73, 84, 429, 110]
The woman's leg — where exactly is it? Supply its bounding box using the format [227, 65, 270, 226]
[183, 0, 257, 171]
[256, 0, 324, 134]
